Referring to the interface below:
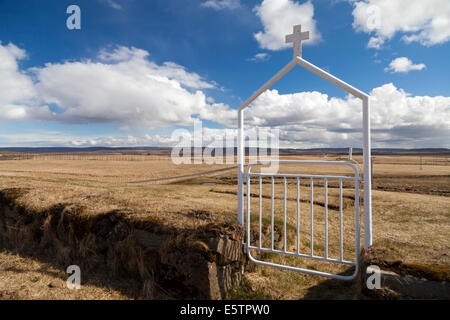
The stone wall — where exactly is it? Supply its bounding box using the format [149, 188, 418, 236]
[0, 188, 246, 299]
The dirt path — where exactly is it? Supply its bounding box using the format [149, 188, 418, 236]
[127, 165, 238, 184]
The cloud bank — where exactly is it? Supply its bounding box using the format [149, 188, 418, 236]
[245, 83, 450, 148]
[1, 44, 235, 128]
[0, 42, 449, 148]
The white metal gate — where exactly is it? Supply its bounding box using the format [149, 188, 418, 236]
[245, 160, 361, 280]
[236, 24, 372, 261]
[236, 24, 372, 280]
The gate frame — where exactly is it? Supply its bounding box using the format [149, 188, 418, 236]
[237, 52, 372, 250]
[245, 159, 361, 280]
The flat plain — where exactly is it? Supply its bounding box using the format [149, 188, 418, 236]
[0, 153, 448, 299]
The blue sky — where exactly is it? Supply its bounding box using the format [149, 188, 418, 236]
[0, 0, 449, 148]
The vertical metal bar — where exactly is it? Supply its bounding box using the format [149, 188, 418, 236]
[237, 109, 244, 225]
[259, 175, 262, 248]
[339, 179, 343, 261]
[246, 174, 251, 247]
[271, 176, 274, 251]
[297, 177, 300, 255]
[283, 176, 287, 252]
[310, 177, 314, 256]
[355, 178, 361, 267]
[363, 96, 372, 249]
[324, 177, 328, 259]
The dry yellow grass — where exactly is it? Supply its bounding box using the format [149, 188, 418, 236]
[0, 154, 449, 299]
[0, 250, 137, 300]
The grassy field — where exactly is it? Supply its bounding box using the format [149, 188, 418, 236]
[0, 154, 449, 299]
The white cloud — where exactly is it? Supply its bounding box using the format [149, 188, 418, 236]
[384, 57, 426, 73]
[1, 43, 449, 148]
[70, 134, 157, 147]
[246, 89, 361, 129]
[0, 42, 33, 108]
[367, 36, 384, 49]
[108, 1, 122, 10]
[247, 52, 270, 62]
[0, 42, 52, 121]
[99, 0, 122, 10]
[352, 0, 450, 47]
[245, 83, 450, 148]
[0, 129, 235, 148]
[201, 0, 241, 10]
[31, 46, 234, 127]
[98, 46, 148, 62]
[97, 47, 215, 89]
[253, 0, 321, 51]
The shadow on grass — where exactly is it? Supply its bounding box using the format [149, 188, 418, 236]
[303, 267, 360, 300]
[0, 246, 143, 299]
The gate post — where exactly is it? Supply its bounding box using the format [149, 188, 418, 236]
[362, 96, 372, 248]
[237, 108, 244, 225]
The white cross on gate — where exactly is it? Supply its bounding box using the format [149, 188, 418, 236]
[285, 24, 310, 57]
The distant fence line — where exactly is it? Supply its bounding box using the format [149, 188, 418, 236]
[1, 153, 236, 162]
[1, 153, 173, 161]
[0, 153, 449, 166]
[374, 157, 450, 167]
